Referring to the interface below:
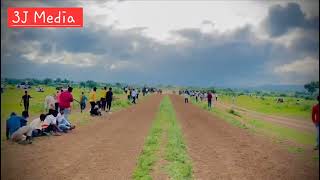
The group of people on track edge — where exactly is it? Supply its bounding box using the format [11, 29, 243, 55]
[6, 86, 124, 145]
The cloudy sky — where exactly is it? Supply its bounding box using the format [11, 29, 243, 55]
[1, 0, 319, 87]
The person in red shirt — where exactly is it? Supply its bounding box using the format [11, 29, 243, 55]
[312, 95, 319, 150]
[207, 91, 213, 108]
[59, 87, 74, 121]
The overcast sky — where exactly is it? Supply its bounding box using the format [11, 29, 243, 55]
[1, 0, 319, 87]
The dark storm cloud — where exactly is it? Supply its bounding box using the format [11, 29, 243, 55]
[264, 2, 319, 37]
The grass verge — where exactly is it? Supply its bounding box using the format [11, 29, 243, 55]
[191, 98, 315, 146]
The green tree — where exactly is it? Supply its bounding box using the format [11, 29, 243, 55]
[42, 78, 53, 85]
[62, 79, 70, 83]
[304, 81, 319, 94]
[54, 78, 62, 83]
[86, 80, 98, 89]
[79, 81, 86, 88]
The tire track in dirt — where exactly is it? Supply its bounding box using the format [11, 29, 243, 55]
[1, 95, 163, 180]
[170, 94, 319, 180]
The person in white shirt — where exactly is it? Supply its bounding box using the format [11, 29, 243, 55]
[29, 114, 46, 137]
[44, 95, 56, 112]
[131, 89, 137, 104]
[184, 92, 189, 103]
[42, 110, 61, 136]
[57, 109, 75, 132]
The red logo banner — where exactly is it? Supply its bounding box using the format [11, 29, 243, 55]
[7, 7, 83, 28]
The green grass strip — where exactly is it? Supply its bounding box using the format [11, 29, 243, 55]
[133, 96, 193, 180]
[164, 96, 193, 180]
[132, 97, 166, 180]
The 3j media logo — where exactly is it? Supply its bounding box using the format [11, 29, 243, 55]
[8, 7, 83, 28]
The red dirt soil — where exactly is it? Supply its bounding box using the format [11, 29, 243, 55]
[170, 94, 319, 180]
[1, 95, 162, 180]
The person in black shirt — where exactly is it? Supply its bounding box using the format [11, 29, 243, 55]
[106, 87, 113, 112]
[20, 91, 32, 112]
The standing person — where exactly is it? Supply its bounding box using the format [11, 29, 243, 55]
[106, 87, 113, 112]
[55, 90, 61, 111]
[136, 89, 139, 100]
[129, 89, 133, 100]
[126, 88, 130, 100]
[59, 87, 74, 121]
[20, 91, 32, 112]
[89, 87, 97, 113]
[195, 92, 199, 102]
[216, 94, 218, 101]
[131, 89, 137, 104]
[80, 92, 87, 113]
[6, 111, 33, 144]
[100, 87, 107, 111]
[207, 91, 213, 108]
[184, 92, 189, 103]
[312, 95, 319, 150]
[44, 95, 55, 112]
[142, 87, 146, 96]
[212, 92, 216, 108]
[232, 96, 236, 104]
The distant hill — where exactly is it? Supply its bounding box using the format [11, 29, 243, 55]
[249, 84, 306, 92]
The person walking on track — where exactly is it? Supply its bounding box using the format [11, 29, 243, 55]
[207, 91, 213, 108]
[80, 92, 88, 113]
[312, 95, 319, 150]
[184, 91, 189, 103]
[131, 89, 137, 104]
[100, 87, 107, 111]
[89, 87, 97, 114]
[59, 87, 74, 121]
[106, 87, 113, 112]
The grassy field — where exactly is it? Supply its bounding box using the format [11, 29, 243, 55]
[133, 96, 193, 180]
[191, 98, 315, 146]
[218, 94, 316, 120]
[1, 85, 132, 141]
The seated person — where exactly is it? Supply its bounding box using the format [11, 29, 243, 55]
[6, 111, 32, 144]
[42, 109, 61, 136]
[57, 109, 75, 133]
[90, 101, 102, 116]
[29, 114, 47, 137]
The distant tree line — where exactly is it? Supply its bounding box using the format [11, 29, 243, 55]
[2, 78, 125, 89]
[182, 81, 319, 100]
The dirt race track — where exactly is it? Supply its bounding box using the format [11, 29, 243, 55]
[1, 95, 162, 180]
[1, 94, 319, 180]
[170, 94, 319, 180]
